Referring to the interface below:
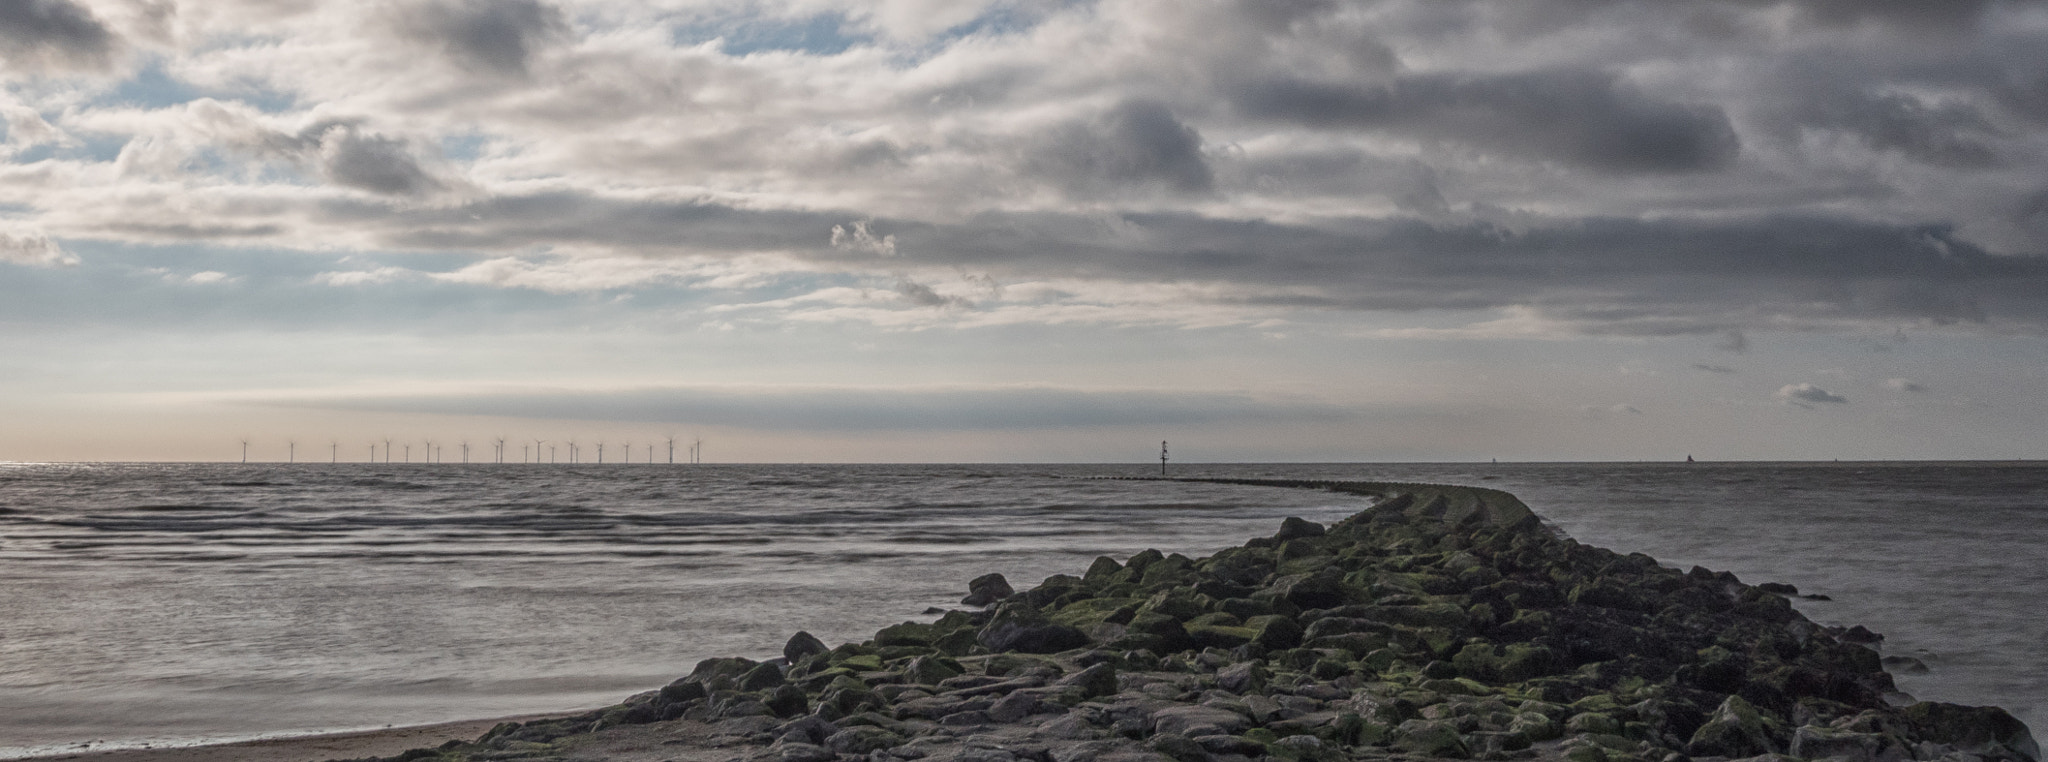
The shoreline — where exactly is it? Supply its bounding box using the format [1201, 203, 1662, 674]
[18, 479, 2039, 762]
[10, 714, 582, 762]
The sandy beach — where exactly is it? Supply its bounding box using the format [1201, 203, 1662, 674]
[19, 714, 575, 762]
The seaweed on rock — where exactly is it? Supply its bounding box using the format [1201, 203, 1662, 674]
[359, 480, 2038, 762]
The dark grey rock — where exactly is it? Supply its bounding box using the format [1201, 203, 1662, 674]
[784, 631, 830, 663]
[1057, 663, 1119, 699]
[827, 726, 908, 755]
[964, 573, 1016, 607]
[1150, 705, 1249, 737]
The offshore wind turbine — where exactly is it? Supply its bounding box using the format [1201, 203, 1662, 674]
[461, 440, 470, 463]
[597, 440, 605, 464]
[288, 440, 295, 463]
[240, 438, 249, 463]
[494, 437, 506, 464]
[621, 440, 630, 464]
[666, 436, 675, 464]
[330, 441, 338, 463]
[383, 438, 394, 464]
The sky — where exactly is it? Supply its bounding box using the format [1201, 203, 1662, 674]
[1, 0, 2046, 463]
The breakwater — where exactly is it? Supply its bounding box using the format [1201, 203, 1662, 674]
[360, 481, 2037, 762]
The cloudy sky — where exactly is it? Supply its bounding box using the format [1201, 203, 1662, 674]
[2, 0, 2046, 462]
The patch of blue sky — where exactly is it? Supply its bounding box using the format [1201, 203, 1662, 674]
[438, 134, 491, 163]
[8, 131, 128, 164]
[672, 11, 871, 56]
[96, 59, 297, 113]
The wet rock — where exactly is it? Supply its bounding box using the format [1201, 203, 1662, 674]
[1058, 662, 1120, 699]
[981, 603, 1091, 654]
[1194, 734, 1266, 756]
[965, 573, 1017, 607]
[1394, 718, 1469, 757]
[1900, 702, 2040, 762]
[988, 691, 1042, 722]
[1147, 732, 1207, 762]
[785, 631, 830, 663]
[765, 684, 810, 718]
[826, 725, 907, 755]
[758, 741, 838, 762]
[1214, 661, 1267, 695]
[1689, 695, 1780, 758]
[1152, 705, 1250, 737]
[1274, 517, 1327, 542]
[1840, 626, 1885, 645]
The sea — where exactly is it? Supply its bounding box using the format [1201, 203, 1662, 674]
[0, 462, 2041, 758]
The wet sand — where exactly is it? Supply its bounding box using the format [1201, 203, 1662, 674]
[19, 714, 574, 762]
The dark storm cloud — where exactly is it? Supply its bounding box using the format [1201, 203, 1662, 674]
[0, 0, 118, 72]
[387, 0, 569, 78]
[1025, 100, 1213, 195]
[1801, 89, 2001, 168]
[1234, 69, 1740, 174]
[276, 386, 1355, 431]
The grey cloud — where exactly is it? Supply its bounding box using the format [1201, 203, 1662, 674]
[895, 278, 970, 309]
[273, 386, 1356, 431]
[1802, 89, 2001, 168]
[0, 0, 118, 72]
[388, 0, 569, 78]
[1884, 378, 1927, 393]
[1026, 100, 1213, 195]
[1777, 383, 1848, 406]
[1692, 364, 1738, 374]
[1760, 0, 1999, 31]
[314, 125, 445, 196]
[317, 189, 2048, 333]
[1234, 69, 1740, 174]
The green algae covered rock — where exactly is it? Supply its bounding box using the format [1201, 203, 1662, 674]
[362, 479, 2033, 762]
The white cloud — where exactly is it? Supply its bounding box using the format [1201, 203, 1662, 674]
[1884, 378, 1928, 393]
[0, 229, 79, 267]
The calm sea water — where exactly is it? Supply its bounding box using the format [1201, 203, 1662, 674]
[0, 462, 2040, 757]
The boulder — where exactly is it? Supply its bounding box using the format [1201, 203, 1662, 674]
[980, 603, 1090, 654]
[1900, 702, 2040, 762]
[1689, 695, 1781, 758]
[1152, 705, 1251, 737]
[1394, 719, 1469, 757]
[964, 573, 1016, 607]
[824, 726, 905, 755]
[783, 631, 829, 663]
[1275, 517, 1327, 542]
[1058, 662, 1120, 698]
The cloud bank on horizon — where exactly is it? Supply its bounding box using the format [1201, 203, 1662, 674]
[2, 0, 2045, 461]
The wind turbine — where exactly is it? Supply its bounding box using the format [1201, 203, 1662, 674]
[550, 442, 558, 463]
[288, 440, 296, 463]
[368, 442, 376, 462]
[647, 442, 654, 463]
[240, 438, 249, 463]
[384, 438, 394, 464]
[331, 441, 338, 463]
[424, 439, 434, 464]
[494, 437, 506, 464]
[568, 439, 579, 463]
[621, 440, 630, 464]
[461, 440, 470, 463]
[597, 440, 605, 464]
[694, 438, 703, 464]
[666, 436, 675, 464]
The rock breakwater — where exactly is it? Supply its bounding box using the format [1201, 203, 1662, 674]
[357, 481, 2037, 762]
